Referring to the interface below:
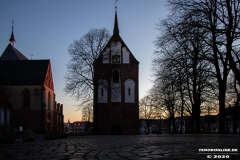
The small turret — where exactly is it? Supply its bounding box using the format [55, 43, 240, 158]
[9, 20, 16, 48]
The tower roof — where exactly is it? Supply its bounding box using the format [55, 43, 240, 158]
[113, 9, 119, 36]
[1, 21, 29, 60]
[9, 21, 16, 42]
[9, 30, 15, 42]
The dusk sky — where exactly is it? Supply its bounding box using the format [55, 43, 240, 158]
[0, 0, 169, 123]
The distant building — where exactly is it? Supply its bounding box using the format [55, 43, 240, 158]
[220, 105, 240, 133]
[139, 119, 169, 134]
[64, 122, 68, 132]
[67, 120, 92, 133]
[93, 8, 139, 134]
[0, 25, 64, 133]
[140, 109, 240, 134]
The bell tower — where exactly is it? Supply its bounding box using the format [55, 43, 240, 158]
[93, 6, 139, 135]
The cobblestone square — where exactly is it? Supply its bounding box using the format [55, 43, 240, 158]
[0, 134, 239, 160]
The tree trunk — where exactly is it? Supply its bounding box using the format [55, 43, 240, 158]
[172, 113, 176, 133]
[212, 23, 228, 134]
[179, 71, 184, 133]
[225, 0, 240, 87]
[168, 118, 171, 133]
[180, 104, 183, 133]
[218, 84, 227, 133]
[189, 115, 194, 133]
[233, 94, 239, 133]
[195, 94, 201, 133]
[147, 121, 150, 134]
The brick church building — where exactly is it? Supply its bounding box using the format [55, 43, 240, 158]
[93, 8, 139, 134]
[0, 25, 64, 133]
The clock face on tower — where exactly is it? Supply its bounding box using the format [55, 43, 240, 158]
[112, 55, 120, 63]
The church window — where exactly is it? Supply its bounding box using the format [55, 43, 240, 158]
[48, 92, 51, 110]
[124, 79, 135, 103]
[111, 70, 121, 102]
[0, 107, 4, 125]
[111, 42, 121, 64]
[6, 108, 10, 126]
[103, 47, 110, 63]
[22, 88, 30, 108]
[122, 47, 130, 64]
[101, 87, 104, 97]
[98, 79, 108, 103]
[113, 70, 119, 83]
[47, 112, 51, 131]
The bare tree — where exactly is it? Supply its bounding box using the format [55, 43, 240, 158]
[64, 28, 110, 111]
[81, 102, 93, 122]
[154, 12, 218, 133]
[151, 61, 180, 133]
[139, 95, 158, 134]
[163, 0, 240, 133]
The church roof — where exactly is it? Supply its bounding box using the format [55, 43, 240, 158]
[0, 60, 50, 85]
[0, 43, 29, 60]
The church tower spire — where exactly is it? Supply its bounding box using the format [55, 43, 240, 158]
[113, 2, 119, 36]
[9, 20, 16, 48]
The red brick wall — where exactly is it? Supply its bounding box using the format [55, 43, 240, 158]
[97, 64, 139, 105]
[52, 111, 57, 131]
[45, 109, 59, 132]
[93, 35, 140, 135]
[94, 55, 139, 134]
[10, 109, 42, 132]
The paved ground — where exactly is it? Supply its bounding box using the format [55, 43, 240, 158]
[0, 134, 239, 160]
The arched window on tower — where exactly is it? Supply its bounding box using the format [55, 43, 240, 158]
[47, 112, 51, 131]
[112, 70, 120, 83]
[111, 70, 121, 102]
[22, 88, 30, 108]
[124, 79, 135, 103]
[101, 88, 104, 97]
[98, 79, 108, 103]
[48, 92, 51, 110]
